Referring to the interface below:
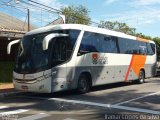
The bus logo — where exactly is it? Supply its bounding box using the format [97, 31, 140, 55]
[92, 53, 108, 64]
[92, 53, 99, 64]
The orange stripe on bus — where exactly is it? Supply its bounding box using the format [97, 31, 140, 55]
[125, 55, 147, 81]
[131, 55, 147, 77]
[136, 37, 149, 42]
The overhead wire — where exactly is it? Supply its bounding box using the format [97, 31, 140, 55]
[20, 0, 59, 14]
[0, 2, 27, 13]
[0, 0, 28, 32]
[1, 0, 100, 27]
[0, 1, 53, 27]
[23, 0, 100, 25]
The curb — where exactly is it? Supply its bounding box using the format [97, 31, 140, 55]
[0, 90, 22, 98]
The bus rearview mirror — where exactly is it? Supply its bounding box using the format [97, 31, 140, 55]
[43, 33, 68, 50]
[7, 39, 20, 54]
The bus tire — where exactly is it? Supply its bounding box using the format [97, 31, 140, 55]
[77, 74, 90, 93]
[138, 70, 145, 84]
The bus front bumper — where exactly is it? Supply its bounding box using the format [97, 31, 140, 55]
[13, 78, 52, 93]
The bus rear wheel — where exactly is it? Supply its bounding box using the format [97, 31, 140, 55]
[138, 70, 145, 84]
[77, 74, 90, 93]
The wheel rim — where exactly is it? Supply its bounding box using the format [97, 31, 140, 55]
[79, 78, 87, 91]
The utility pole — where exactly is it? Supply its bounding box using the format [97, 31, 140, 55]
[27, 9, 30, 32]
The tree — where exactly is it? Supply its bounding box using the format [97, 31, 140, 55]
[61, 5, 91, 25]
[135, 33, 152, 40]
[98, 21, 136, 35]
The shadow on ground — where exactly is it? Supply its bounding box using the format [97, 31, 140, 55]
[0, 78, 160, 120]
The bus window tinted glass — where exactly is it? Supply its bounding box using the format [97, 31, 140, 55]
[147, 43, 155, 55]
[138, 42, 147, 55]
[118, 38, 127, 54]
[79, 32, 102, 54]
[51, 30, 80, 67]
[78, 31, 118, 55]
[103, 36, 118, 53]
[151, 43, 155, 54]
[67, 30, 80, 58]
[118, 38, 147, 55]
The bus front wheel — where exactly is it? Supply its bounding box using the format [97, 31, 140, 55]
[138, 70, 145, 84]
[77, 74, 90, 93]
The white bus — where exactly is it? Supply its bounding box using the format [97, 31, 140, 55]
[7, 24, 157, 93]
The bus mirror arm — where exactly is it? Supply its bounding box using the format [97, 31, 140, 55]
[43, 33, 68, 50]
[7, 39, 20, 54]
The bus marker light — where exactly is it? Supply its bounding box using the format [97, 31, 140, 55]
[67, 80, 72, 84]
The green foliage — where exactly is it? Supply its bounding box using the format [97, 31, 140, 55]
[0, 61, 14, 83]
[61, 5, 91, 25]
[135, 33, 152, 40]
[98, 21, 136, 35]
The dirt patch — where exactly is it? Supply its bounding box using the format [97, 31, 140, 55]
[0, 83, 14, 90]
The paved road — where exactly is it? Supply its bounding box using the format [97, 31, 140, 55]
[0, 77, 160, 120]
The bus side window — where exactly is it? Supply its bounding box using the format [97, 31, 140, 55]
[78, 32, 119, 55]
[147, 43, 155, 55]
[78, 32, 98, 56]
[118, 38, 127, 54]
[137, 41, 147, 55]
[67, 30, 80, 58]
[151, 43, 156, 54]
[103, 36, 118, 53]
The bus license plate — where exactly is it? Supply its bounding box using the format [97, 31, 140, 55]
[21, 85, 28, 91]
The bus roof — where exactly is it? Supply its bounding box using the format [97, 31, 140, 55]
[25, 24, 154, 44]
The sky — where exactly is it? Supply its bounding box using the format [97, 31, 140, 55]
[0, 0, 160, 38]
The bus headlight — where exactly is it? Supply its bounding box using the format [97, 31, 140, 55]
[36, 76, 45, 81]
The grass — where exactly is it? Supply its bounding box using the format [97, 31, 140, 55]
[0, 61, 15, 83]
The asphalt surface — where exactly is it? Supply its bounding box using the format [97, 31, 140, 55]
[0, 77, 160, 120]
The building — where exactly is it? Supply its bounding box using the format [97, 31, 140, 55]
[0, 12, 36, 61]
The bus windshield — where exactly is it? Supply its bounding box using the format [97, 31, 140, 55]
[14, 30, 80, 73]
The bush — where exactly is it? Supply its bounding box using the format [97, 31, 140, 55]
[0, 61, 15, 83]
